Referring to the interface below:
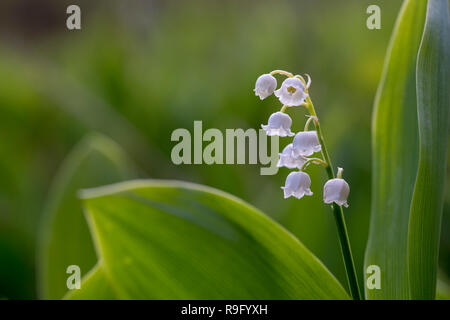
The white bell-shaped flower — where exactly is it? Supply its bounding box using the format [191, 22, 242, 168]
[323, 169, 350, 207]
[277, 144, 306, 169]
[281, 171, 313, 199]
[274, 77, 308, 106]
[261, 112, 295, 137]
[292, 131, 321, 157]
[254, 74, 277, 100]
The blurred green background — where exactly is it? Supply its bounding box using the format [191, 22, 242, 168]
[0, 0, 448, 299]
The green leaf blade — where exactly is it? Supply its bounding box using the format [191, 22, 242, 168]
[80, 180, 349, 300]
[38, 134, 137, 299]
[408, 0, 450, 300]
[364, 0, 427, 299]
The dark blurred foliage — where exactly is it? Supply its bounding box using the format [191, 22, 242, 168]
[0, 0, 448, 299]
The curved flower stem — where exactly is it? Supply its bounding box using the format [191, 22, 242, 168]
[304, 96, 362, 300]
[270, 70, 294, 78]
[300, 158, 327, 171]
[304, 116, 317, 131]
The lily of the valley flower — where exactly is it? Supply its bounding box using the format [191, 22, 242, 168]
[254, 74, 277, 100]
[323, 168, 350, 207]
[274, 77, 308, 106]
[261, 112, 295, 137]
[292, 131, 321, 157]
[282, 171, 313, 199]
[277, 144, 307, 169]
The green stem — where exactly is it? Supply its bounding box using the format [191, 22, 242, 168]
[304, 115, 317, 131]
[270, 69, 294, 78]
[300, 158, 327, 171]
[305, 96, 362, 300]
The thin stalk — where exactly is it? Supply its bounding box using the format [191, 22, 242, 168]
[301, 158, 327, 171]
[305, 96, 362, 300]
[304, 115, 317, 131]
[270, 70, 294, 78]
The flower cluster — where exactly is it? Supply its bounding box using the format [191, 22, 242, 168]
[255, 70, 350, 207]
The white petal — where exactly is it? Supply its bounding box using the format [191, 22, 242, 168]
[275, 78, 308, 106]
[262, 112, 295, 137]
[254, 74, 277, 100]
[278, 128, 295, 137]
[281, 187, 293, 199]
[277, 144, 306, 169]
[323, 178, 350, 207]
[274, 88, 283, 98]
[282, 171, 312, 199]
[292, 131, 321, 157]
[292, 190, 306, 199]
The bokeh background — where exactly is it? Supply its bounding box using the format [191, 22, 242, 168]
[0, 0, 448, 299]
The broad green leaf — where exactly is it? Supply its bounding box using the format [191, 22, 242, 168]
[37, 134, 137, 299]
[408, 0, 450, 300]
[364, 0, 427, 299]
[70, 180, 349, 299]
